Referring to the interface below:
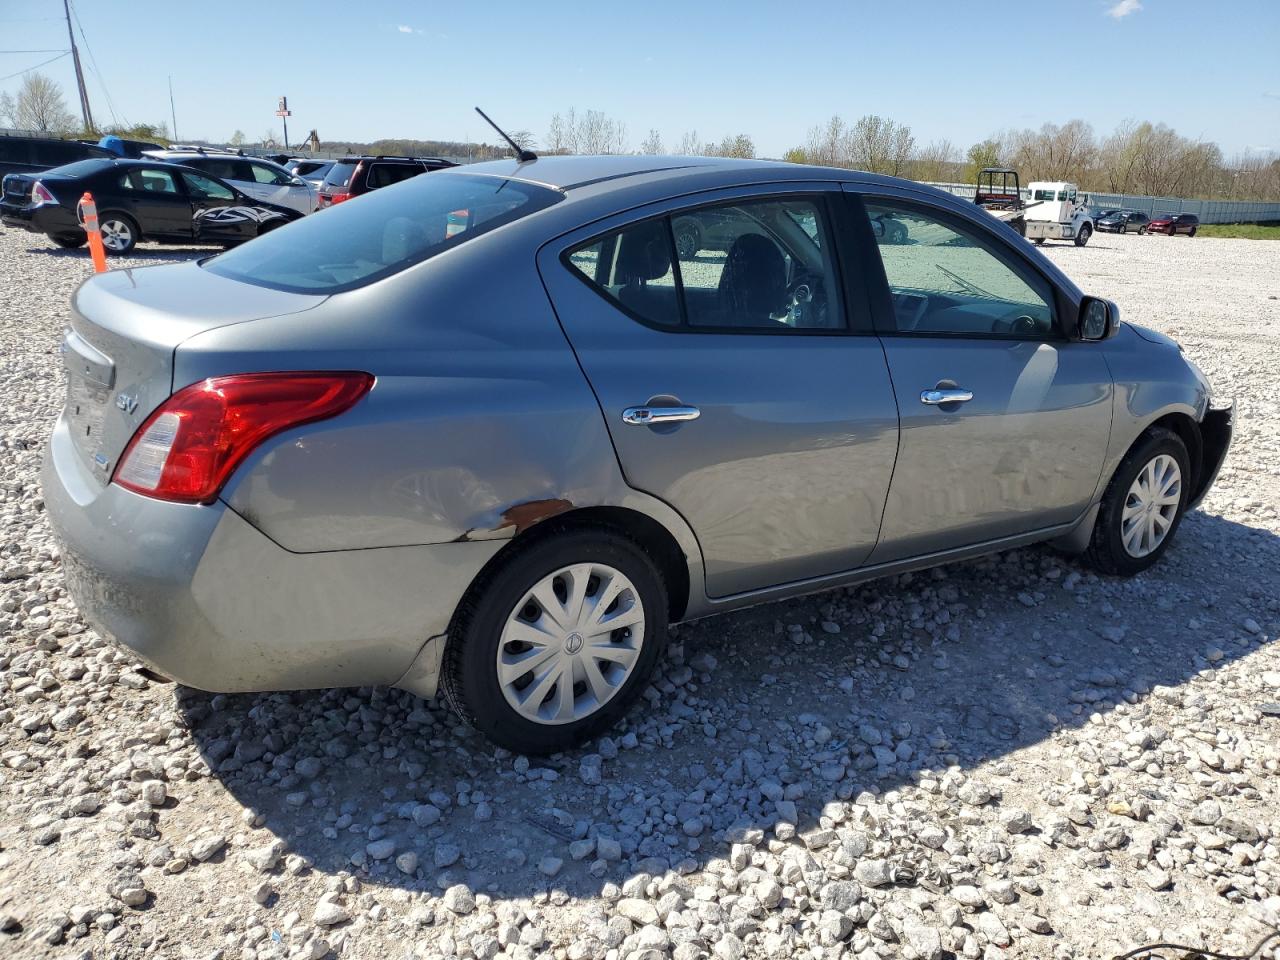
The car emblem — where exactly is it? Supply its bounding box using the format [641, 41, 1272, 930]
[564, 633, 584, 655]
[115, 392, 138, 414]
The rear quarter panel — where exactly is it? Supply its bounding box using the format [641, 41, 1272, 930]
[188, 228, 701, 586]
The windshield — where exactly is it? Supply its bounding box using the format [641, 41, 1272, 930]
[205, 172, 562, 293]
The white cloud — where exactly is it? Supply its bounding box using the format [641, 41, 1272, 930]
[1106, 0, 1142, 18]
[397, 24, 414, 33]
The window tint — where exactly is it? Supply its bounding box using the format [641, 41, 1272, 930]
[181, 172, 234, 200]
[47, 159, 112, 178]
[31, 140, 80, 166]
[568, 220, 681, 328]
[567, 197, 843, 332]
[122, 168, 180, 194]
[865, 201, 1055, 337]
[0, 140, 31, 163]
[205, 173, 561, 293]
[367, 162, 424, 189]
[184, 157, 242, 181]
[249, 162, 291, 185]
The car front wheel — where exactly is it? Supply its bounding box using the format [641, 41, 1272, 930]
[442, 526, 669, 754]
[1084, 427, 1190, 576]
[1074, 224, 1092, 247]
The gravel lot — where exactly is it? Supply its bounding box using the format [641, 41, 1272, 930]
[1, 227, 1278, 960]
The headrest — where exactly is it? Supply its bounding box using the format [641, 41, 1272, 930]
[616, 221, 671, 283]
[719, 233, 787, 316]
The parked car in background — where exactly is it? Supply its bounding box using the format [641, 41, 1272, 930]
[1095, 210, 1150, 234]
[317, 155, 456, 207]
[285, 159, 335, 190]
[94, 135, 165, 159]
[1148, 212, 1199, 236]
[1, 157, 302, 253]
[38, 155, 1231, 753]
[0, 135, 114, 178]
[1091, 208, 1121, 222]
[145, 149, 316, 214]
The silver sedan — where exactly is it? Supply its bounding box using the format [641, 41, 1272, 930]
[43, 155, 1232, 754]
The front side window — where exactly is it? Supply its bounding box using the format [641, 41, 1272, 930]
[205, 172, 561, 293]
[567, 196, 843, 332]
[250, 162, 291, 185]
[864, 201, 1055, 337]
[181, 172, 235, 200]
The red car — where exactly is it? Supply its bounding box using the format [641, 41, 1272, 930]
[1148, 212, 1199, 236]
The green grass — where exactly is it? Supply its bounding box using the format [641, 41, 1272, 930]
[1193, 223, 1280, 240]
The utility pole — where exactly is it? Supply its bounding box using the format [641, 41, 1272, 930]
[276, 96, 291, 151]
[62, 0, 94, 134]
[168, 76, 179, 142]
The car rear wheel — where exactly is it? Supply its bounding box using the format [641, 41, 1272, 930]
[1139, 226, 1147, 235]
[1033, 237, 1045, 245]
[51, 234, 87, 249]
[1074, 224, 1092, 247]
[442, 526, 669, 754]
[1188, 226, 1197, 237]
[1084, 427, 1190, 576]
[673, 222, 701, 260]
[98, 213, 138, 254]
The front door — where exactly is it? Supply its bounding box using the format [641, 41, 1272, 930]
[539, 186, 899, 598]
[178, 171, 268, 244]
[848, 190, 1113, 563]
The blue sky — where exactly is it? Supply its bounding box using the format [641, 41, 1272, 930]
[4, 0, 1278, 157]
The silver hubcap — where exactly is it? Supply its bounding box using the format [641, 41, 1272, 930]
[99, 220, 132, 251]
[1121, 454, 1181, 558]
[497, 563, 645, 725]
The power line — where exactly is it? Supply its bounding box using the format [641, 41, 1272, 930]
[0, 51, 70, 84]
[0, 49, 68, 54]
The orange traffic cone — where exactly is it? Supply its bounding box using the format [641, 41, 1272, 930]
[77, 192, 108, 273]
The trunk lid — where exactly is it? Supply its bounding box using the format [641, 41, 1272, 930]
[62, 261, 326, 484]
[2, 173, 35, 205]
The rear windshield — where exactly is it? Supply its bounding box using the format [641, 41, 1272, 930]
[322, 161, 356, 188]
[204, 172, 562, 293]
[44, 158, 115, 179]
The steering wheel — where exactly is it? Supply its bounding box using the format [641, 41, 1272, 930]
[992, 311, 1041, 335]
[782, 272, 826, 326]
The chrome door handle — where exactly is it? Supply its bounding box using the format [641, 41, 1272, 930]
[622, 405, 701, 425]
[920, 388, 974, 405]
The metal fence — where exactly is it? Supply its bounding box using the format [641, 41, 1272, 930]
[921, 181, 1280, 224]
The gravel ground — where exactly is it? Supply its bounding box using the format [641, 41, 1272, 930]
[1, 228, 1278, 960]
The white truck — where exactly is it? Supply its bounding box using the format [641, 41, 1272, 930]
[1023, 181, 1094, 246]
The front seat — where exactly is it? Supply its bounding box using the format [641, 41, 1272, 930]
[718, 233, 787, 327]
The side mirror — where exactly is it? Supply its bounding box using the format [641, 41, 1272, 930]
[1079, 296, 1119, 341]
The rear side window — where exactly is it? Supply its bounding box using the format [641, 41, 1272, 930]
[567, 196, 844, 332]
[367, 163, 423, 189]
[121, 168, 180, 193]
[205, 172, 561, 293]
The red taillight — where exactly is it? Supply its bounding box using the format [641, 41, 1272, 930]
[327, 191, 352, 204]
[32, 181, 56, 205]
[113, 372, 374, 504]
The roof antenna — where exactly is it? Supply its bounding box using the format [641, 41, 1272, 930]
[474, 107, 536, 163]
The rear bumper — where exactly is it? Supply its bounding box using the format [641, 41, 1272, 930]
[1, 202, 81, 236]
[42, 415, 501, 696]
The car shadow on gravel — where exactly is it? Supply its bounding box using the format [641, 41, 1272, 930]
[22, 244, 211, 263]
[174, 509, 1278, 902]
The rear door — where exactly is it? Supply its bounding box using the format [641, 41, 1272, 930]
[242, 159, 312, 213]
[116, 166, 193, 239]
[539, 184, 899, 597]
[179, 170, 274, 243]
[845, 185, 1112, 563]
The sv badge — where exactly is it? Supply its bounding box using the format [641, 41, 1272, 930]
[115, 393, 138, 414]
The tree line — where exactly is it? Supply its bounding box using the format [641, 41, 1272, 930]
[4, 72, 1275, 202]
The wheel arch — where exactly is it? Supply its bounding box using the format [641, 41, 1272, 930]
[453, 504, 693, 628]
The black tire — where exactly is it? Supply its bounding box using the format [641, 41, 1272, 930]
[1188, 226, 1197, 237]
[1033, 237, 1045, 246]
[1139, 226, 1147, 235]
[1083, 427, 1191, 577]
[442, 526, 669, 755]
[51, 234, 87, 249]
[1074, 224, 1092, 247]
[1118, 224, 1126, 235]
[97, 212, 138, 255]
